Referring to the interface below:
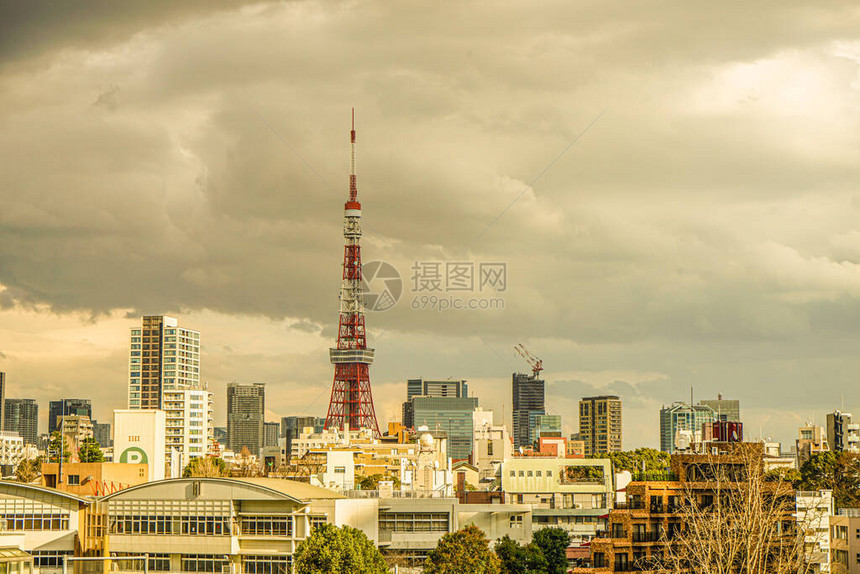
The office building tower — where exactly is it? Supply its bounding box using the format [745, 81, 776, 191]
[402, 379, 469, 429]
[164, 388, 213, 470]
[512, 372, 545, 450]
[48, 399, 92, 434]
[699, 394, 740, 422]
[128, 315, 200, 410]
[3, 398, 38, 445]
[827, 411, 860, 453]
[92, 421, 112, 448]
[227, 383, 265, 455]
[659, 402, 716, 453]
[412, 396, 478, 461]
[579, 395, 623, 456]
[264, 422, 280, 448]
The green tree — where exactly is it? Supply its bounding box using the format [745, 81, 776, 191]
[357, 473, 401, 490]
[294, 523, 387, 574]
[15, 457, 41, 483]
[495, 535, 548, 574]
[764, 466, 801, 486]
[48, 432, 70, 463]
[182, 457, 229, 478]
[78, 438, 104, 463]
[424, 524, 500, 574]
[591, 448, 670, 475]
[532, 527, 570, 574]
[800, 451, 860, 507]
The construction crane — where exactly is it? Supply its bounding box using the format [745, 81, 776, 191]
[514, 343, 543, 379]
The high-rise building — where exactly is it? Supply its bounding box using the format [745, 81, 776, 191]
[128, 315, 200, 410]
[227, 383, 265, 455]
[699, 394, 740, 422]
[512, 372, 545, 450]
[48, 399, 92, 434]
[827, 411, 860, 453]
[92, 421, 112, 448]
[324, 117, 380, 437]
[264, 422, 280, 448]
[659, 402, 715, 453]
[403, 379, 469, 429]
[412, 396, 479, 461]
[579, 395, 623, 456]
[3, 398, 38, 445]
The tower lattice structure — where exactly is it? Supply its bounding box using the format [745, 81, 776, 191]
[324, 111, 381, 437]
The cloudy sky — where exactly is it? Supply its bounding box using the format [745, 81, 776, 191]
[3, 1, 860, 448]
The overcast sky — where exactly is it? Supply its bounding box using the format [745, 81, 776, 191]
[3, 1, 860, 447]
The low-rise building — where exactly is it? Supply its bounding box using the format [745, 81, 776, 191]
[41, 462, 149, 497]
[831, 508, 860, 573]
[502, 457, 614, 544]
[0, 482, 89, 573]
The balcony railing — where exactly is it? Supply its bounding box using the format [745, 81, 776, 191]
[632, 531, 662, 543]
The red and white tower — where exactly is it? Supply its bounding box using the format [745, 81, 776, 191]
[324, 111, 381, 437]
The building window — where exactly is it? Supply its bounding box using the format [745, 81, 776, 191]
[309, 516, 327, 529]
[32, 551, 73, 567]
[379, 512, 449, 532]
[67, 475, 80, 485]
[244, 556, 292, 574]
[509, 515, 523, 528]
[180, 555, 229, 573]
[240, 516, 293, 536]
[509, 471, 515, 477]
[5, 513, 70, 531]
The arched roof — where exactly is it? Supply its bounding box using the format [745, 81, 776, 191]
[0, 481, 90, 506]
[100, 476, 343, 503]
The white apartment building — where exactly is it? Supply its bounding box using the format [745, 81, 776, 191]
[163, 388, 214, 476]
[796, 489, 834, 574]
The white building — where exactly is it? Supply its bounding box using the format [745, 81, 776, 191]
[0, 431, 24, 469]
[113, 410, 166, 481]
[796, 489, 834, 573]
[502, 457, 614, 544]
[163, 388, 214, 476]
[472, 408, 512, 488]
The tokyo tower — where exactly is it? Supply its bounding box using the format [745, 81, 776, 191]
[324, 110, 381, 437]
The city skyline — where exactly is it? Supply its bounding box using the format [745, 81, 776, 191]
[4, 2, 860, 449]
